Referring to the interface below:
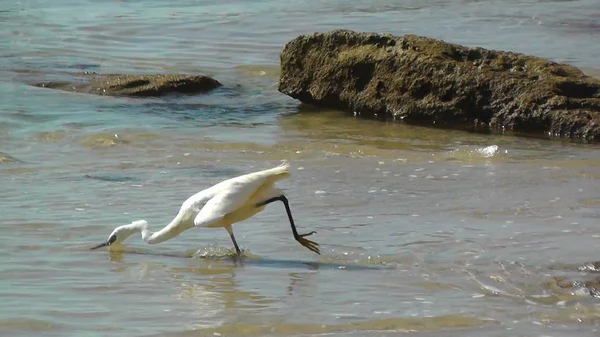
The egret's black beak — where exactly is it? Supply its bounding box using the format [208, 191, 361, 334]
[91, 234, 117, 250]
[91, 242, 109, 250]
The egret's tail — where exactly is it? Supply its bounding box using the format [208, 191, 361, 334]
[246, 160, 291, 183]
[268, 160, 291, 181]
[277, 160, 290, 170]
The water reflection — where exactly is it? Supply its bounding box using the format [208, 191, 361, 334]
[100, 247, 397, 331]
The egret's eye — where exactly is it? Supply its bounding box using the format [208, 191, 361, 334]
[108, 235, 117, 245]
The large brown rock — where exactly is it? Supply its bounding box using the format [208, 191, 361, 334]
[35, 73, 222, 97]
[278, 30, 600, 142]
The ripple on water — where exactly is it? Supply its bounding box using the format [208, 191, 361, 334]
[232, 64, 281, 81]
[444, 145, 503, 162]
[533, 306, 600, 326]
[0, 167, 38, 175]
[179, 315, 497, 336]
[8, 221, 64, 235]
[33, 131, 67, 142]
[0, 152, 23, 163]
[5, 110, 62, 123]
[80, 132, 132, 148]
[83, 173, 141, 183]
[0, 318, 67, 333]
[78, 130, 163, 149]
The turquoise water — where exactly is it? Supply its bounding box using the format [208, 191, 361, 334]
[2, 0, 600, 336]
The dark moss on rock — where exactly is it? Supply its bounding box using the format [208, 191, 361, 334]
[278, 30, 600, 142]
[35, 73, 222, 97]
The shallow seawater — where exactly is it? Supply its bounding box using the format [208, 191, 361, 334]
[2, 0, 600, 336]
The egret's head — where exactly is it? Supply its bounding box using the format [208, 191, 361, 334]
[91, 220, 148, 250]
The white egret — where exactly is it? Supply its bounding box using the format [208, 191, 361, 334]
[90, 161, 320, 255]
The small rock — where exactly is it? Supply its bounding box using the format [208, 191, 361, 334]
[35, 73, 222, 97]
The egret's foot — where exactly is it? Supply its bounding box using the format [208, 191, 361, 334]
[228, 247, 244, 258]
[296, 231, 320, 255]
[300, 231, 317, 238]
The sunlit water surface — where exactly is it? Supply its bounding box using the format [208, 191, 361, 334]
[2, 0, 600, 336]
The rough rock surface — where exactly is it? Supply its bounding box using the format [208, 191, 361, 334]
[278, 30, 600, 142]
[35, 73, 222, 97]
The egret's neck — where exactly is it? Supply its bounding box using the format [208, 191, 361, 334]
[137, 217, 186, 245]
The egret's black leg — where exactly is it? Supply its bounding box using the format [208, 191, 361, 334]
[257, 195, 320, 254]
[229, 232, 242, 256]
[225, 225, 242, 256]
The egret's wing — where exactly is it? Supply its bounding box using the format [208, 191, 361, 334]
[192, 194, 228, 227]
[193, 179, 263, 227]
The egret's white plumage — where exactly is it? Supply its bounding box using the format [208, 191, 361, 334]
[91, 161, 320, 255]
